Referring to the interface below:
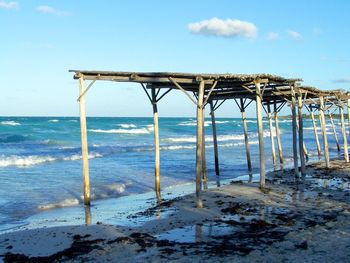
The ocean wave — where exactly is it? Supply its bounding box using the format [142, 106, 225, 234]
[1, 121, 20, 126]
[48, 119, 59, 122]
[117, 123, 137, 128]
[89, 127, 153, 134]
[0, 153, 102, 167]
[38, 198, 80, 210]
[178, 121, 211, 127]
[0, 134, 28, 143]
[163, 134, 246, 143]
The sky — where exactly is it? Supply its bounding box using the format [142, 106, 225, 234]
[1, 0, 349, 117]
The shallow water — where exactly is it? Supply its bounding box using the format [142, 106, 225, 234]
[0, 116, 344, 232]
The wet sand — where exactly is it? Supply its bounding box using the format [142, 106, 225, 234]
[1, 159, 350, 262]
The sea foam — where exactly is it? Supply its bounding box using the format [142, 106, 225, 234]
[89, 127, 153, 134]
[1, 121, 20, 126]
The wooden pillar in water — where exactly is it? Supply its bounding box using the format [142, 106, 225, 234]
[151, 88, 161, 203]
[340, 106, 349, 162]
[202, 107, 208, 189]
[348, 99, 350, 139]
[255, 82, 265, 188]
[297, 93, 306, 175]
[195, 81, 205, 208]
[240, 99, 252, 172]
[210, 101, 220, 175]
[310, 110, 322, 156]
[319, 96, 330, 168]
[328, 111, 340, 152]
[274, 103, 283, 164]
[79, 77, 91, 206]
[267, 104, 277, 166]
[290, 86, 299, 177]
[296, 114, 309, 161]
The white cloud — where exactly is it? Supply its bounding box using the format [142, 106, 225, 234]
[0, 1, 18, 8]
[188, 17, 257, 38]
[312, 28, 322, 35]
[266, 32, 279, 40]
[287, 30, 302, 40]
[37, 5, 71, 16]
[332, 78, 350, 83]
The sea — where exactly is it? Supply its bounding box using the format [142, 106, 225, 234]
[0, 116, 344, 232]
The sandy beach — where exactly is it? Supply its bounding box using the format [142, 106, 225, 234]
[1, 159, 350, 262]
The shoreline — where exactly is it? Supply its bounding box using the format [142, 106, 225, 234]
[1, 159, 350, 262]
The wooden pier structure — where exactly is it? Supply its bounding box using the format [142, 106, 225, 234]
[70, 70, 350, 208]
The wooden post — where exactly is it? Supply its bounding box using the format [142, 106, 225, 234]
[290, 86, 299, 177]
[319, 96, 330, 168]
[274, 104, 283, 164]
[195, 81, 205, 208]
[151, 88, 161, 203]
[210, 101, 220, 175]
[348, 99, 350, 139]
[202, 107, 208, 190]
[310, 110, 322, 156]
[297, 94, 306, 175]
[240, 99, 252, 172]
[79, 77, 90, 206]
[296, 114, 309, 161]
[340, 106, 349, 162]
[255, 82, 265, 188]
[267, 104, 277, 166]
[328, 111, 340, 152]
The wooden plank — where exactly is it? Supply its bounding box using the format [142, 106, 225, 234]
[328, 111, 340, 151]
[298, 95, 306, 175]
[79, 77, 91, 206]
[241, 105, 252, 171]
[340, 106, 349, 162]
[310, 111, 322, 156]
[169, 77, 199, 106]
[319, 96, 330, 168]
[151, 88, 161, 203]
[195, 81, 205, 208]
[210, 101, 220, 175]
[255, 82, 265, 188]
[274, 112, 284, 164]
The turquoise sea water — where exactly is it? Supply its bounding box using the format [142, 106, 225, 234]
[0, 116, 344, 232]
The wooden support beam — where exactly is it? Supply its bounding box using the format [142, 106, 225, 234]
[296, 114, 309, 162]
[240, 98, 252, 172]
[274, 111, 284, 165]
[340, 106, 349, 162]
[319, 96, 330, 168]
[328, 111, 340, 152]
[202, 107, 207, 184]
[195, 81, 205, 208]
[267, 104, 277, 166]
[151, 88, 162, 203]
[297, 94, 306, 175]
[310, 110, 322, 156]
[79, 77, 91, 206]
[210, 101, 220, 175]
[290, 86, 299, 177]
[255, 82, 265, 188]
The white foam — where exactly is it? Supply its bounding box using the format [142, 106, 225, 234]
[1, 121, 20, 126]
[48, 119, 59, 122]
[89, 127, 153, 134]
[117, 124, 136, 128]
[178, 121, 211, 127]
[38, 198, 80, 210]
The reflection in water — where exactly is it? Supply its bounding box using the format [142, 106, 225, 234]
[84, 206, 92, 225]
[155, 210, 161, 220]
[216, 176, 221, 187]
[248, 174, 253, 183]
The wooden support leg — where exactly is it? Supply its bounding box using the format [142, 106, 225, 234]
[241, 107, 252, 172]
[255, 83, 265, 188]
[329, 111, 340, 152]
[202, 107, 207, 183]
[274, 112, 284, 164]
[296, 115, 309, 161]
[340, 106, 349, 162]
[151, 88, 161, 203]
[290, 103, 299, 177]
[311, 111, 322, 156]
[297, 95, 306, 175]
[196, 81, 205, 208]
[79, 77, 91, 206]
[268, 112, 277, 166]
[319, 96, 330, 168]
[210, 101, 220, 175]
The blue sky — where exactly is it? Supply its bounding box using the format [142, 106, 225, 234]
[1, 0, 349, 117]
